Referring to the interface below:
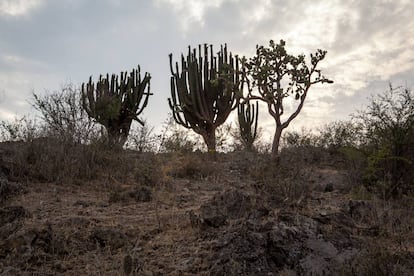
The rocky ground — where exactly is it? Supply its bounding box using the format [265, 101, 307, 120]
[0, 142, 414, 275]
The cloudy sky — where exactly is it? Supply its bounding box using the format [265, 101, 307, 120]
[1, 0, 414, 139]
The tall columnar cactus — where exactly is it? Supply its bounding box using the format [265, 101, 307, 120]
[82, 66, 151, 147]
[238, 100, 259, 151]
[168, 44, 241, 153]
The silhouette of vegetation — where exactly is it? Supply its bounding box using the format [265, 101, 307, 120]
[1, 77, 414, 275]
[241, 40, 333, 159]
[32, 84, 96, 144]
[356, 85, 414, 198]
[237, 100, 259, 151]
[82, 66, 151, 148]
[168, 44, 241, 154]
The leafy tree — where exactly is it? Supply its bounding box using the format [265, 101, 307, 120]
[241, 40, 332, 159]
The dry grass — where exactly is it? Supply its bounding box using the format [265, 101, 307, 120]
[1, 145, 413, 275]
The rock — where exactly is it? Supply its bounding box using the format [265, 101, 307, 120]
[123, 254, 142, 275]
[59, 216, 91, 228]
[1, 224, 68, 263]
[73, 200, 93, 207]
[324, 183, 334, 192]
[129, 186, 152, 202]
[199, 204, 227, 228]
[31, 225, 68, 255]
[206, 210, 361, 275]
[177, 258, 193, 272]
[348, 200, 375, 221]
[0, 266, 21, 275]
[53, 261, 68, 273]
[0, 178, 24, 205]
[200, 190, 252, 228]
[109, 186, 152, 203]
[0, 206, 30, 226]
[90, 228, 128, 250]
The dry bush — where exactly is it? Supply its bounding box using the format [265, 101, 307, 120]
[165, 153, 220, 180]
[125, 120, 158, 152]
[0, 85, 121, 184]
[2, 138, 108, 183]
[247, 154, 311, 205]
[280, 129, 335, 166]
[133, 153, 164, 186]
[158, 118, 199, 153]
[32, 84, 98, 144]
[0, 116, 41, 143]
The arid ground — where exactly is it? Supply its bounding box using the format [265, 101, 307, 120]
[1, 141, 414, 275]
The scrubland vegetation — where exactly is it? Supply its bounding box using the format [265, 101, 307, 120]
[0, 40, 413, 275]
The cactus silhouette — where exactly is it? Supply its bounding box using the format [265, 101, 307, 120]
[168, 44, 241, 153]
[238, 100, 259, 151]
[82, 67, 151, 147]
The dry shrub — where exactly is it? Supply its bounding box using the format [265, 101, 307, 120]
[2, 138, 108, 183]
[133, 153, 164, 186]
[248, 154, 311, 204]
[165, 153, 220, 180]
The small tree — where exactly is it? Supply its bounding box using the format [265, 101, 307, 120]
[82, 67, 151, 148]
[242, 40, 332, 159]
[168, 44, 241, 153]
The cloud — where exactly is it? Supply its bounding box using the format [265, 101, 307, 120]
[155, 0, 230, 33]
[0, 0, 43, 17]
[326, 1, 414, 90]
[0, 0, 413, 142]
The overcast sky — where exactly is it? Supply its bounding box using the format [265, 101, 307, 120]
[1, 0, 414, 139]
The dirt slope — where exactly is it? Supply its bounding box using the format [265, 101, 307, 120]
[1, 148, 413, 275]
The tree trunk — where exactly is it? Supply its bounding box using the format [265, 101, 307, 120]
[271, 126, 283, 160]
[203, 128, 216, 155]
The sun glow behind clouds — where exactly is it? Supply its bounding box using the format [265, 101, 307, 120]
[156, 0, 229, 32]
[0, 0, 43, 16]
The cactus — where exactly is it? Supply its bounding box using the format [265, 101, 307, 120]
[168, 44, 241, 153]
[238, 100, 259, 151]
[81, 66, 151, 148]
